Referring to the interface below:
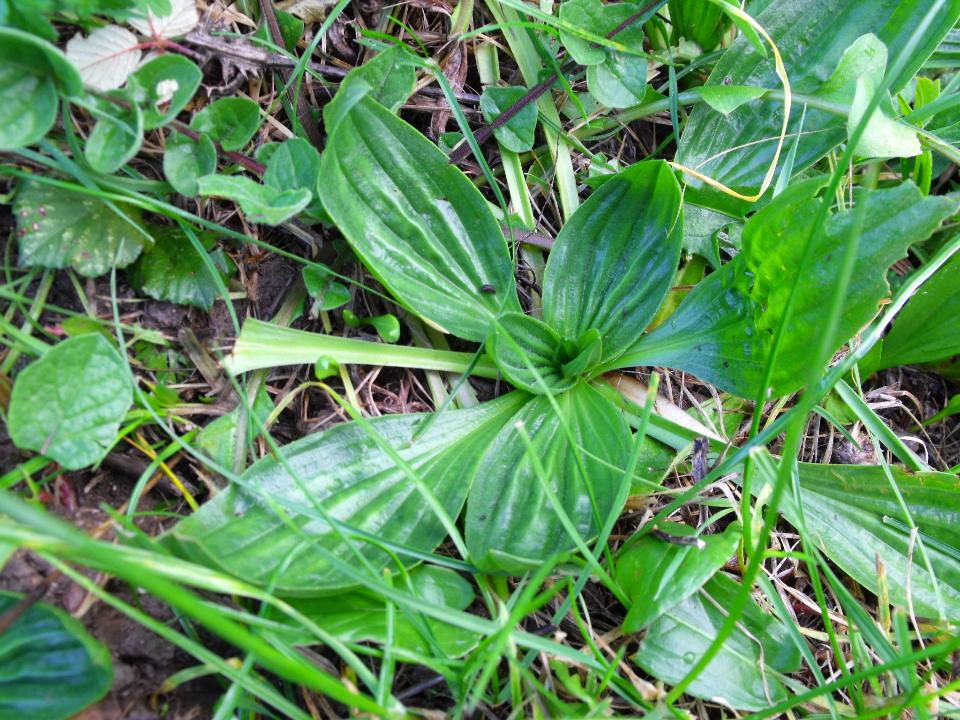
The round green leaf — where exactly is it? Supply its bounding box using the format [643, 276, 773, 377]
[0, 66, 57, 151]
[190, 97, 260, 151]
[163, 130, 217, 197]
[84, 98, 144, 174]
[0, 27, 82, 97]
[0, 592, 112, 720]
[303, 265, 351, 311]
[8, 334, 132, 470]
[479, 86, 538, 153]
[130, 54, 203, 129]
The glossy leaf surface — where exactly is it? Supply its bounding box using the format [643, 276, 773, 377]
[190, 97, 260, 151]
[84, 98, 143, 174]
[783, 462, 960, 620]
[617, 181, 956, 397]
[676, 0, 960, 198]
[130, 54, 202, 129]
[0, 592, 112, 720]
[198, 175, 312, 226]
[487, 312, 576, 394]
[267, 566, 479, 657]
[633, 573, 801, 711]
[171, 393, 528, 595]
[616, 521, 741, 632]
[8, 335, 131, 470]
[543, 161, 682, 366]
[321, 95, 520, 342]
[479, 86, 538, 152]
[465, 382, 631, 571]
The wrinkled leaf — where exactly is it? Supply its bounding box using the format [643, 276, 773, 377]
[198, 175, 312, 226]
[633, 573, 801, 712]
[130, 54, 202, 129]
[480, 86, 538, 152]
[267, 566, 479, 657]
[487, 312, 576, 394]
[676, 0, 960, 198]
[163, 130, 216, 197]
[170, 392, 528, 594]
[66, 25, 141, 91]
[190, 97, 260, 151]
[8, 335, 131, 470]
[321, 95, 520, 342]
[465, 382, 631, 571]
[616, 181, 956, 397]
[15, 182, 149, 276]
[616, 521, 741, 632]
[544, 161, 682, 366]
[127, 226, 232, 310]
[84, 98, 144, 174]
[0, 592, 113, 720]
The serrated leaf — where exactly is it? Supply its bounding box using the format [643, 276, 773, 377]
[15, 182, 148, 276]
[8, 335, 132, 469]
[465, 382, 631, 571]
[127, 226, 232, 310]
[130, 54, 202, 129]
[169, 392, 529, 595]
[84, 98, 144, 173]
[163, 130, 216, 196]
[66, 25, 142, 92]
[128, 0, 198, 38]
[0, 592, 113, 719]
[198, 175, 311, 226]
[479, 86, 538, 153]
[320, 95, 520, 342]
[616, 522, 741, 632]
[617, 181, 957, 397]
[675, 0, 960, 198]
[266, 566, 479, 657]
[543, 161, 683, 366]
[487, 312, 577, 394]
[633, 573, 801, 712]
[190, 97, 260, 151]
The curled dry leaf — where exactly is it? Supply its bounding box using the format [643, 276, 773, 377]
[65, 25, 142, 92]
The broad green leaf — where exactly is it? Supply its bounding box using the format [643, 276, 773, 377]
[694, 85, 767, 116]
[587, 51, 648, 109]
[815, 33, 887, 104]
[777, 462, 960, 621]
[0, 592, 112, 720]
[130, 54, 202, 129]
[170, 392, 528, 595]
[190, 97, 260, 151]
[616, 181, 957, 397]
[0, 28, 81, 150]
[849, 74, 921, 158]
[84, 97, 144, 174]
[479, 86, 538, 153]
[257, 137, 321, 196]
[320, 95, 520, 342]
[8, 334, 132, 470]
[676, 0, 960, 198]
[65, 24, 141, 91]
[323, 45, 416, 133]
[873, 251, 960, 370]
[558, 0, 609, 66]
[633, 573, 801, 712]
[616, 522, 741, 632]
[465, 382, 631, 571]
[303, 265, 351, 311]
[163, 130, 217, 196]
[266, 566, 479, 657]
[195, 386, 274, 469]
[15, 182, 148, 276]
[198, 175, 312, 226]
[487, 312, 577, 394]
[543, 161, 682, 366]
[127, 226, 233, 310]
